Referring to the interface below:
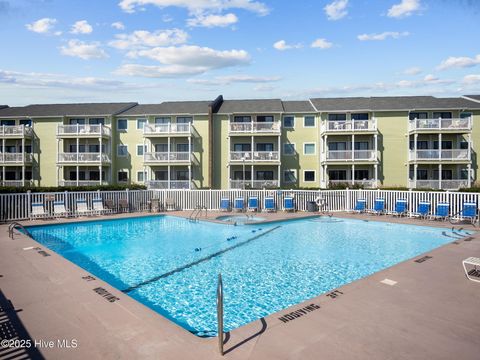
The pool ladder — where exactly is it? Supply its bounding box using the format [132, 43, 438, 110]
[8, 222, 31, 239]
[189, 205, 207, 222]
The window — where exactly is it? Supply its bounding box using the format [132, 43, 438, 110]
[1, 120, 15, 126]
[88, 144, 100, 153]
[69, 118, 85, 125]
[284, 170, 296, 183]
[117, 119, 128, 130]
[351, 113, 369, 120]
[433, 112, 452, 119]
[25, 145, 32, 153]
[354, 142, 369, 150]
[89, 118, 104, 125]
[118, 171, 128, 182]
[155, 170, 168, 180]
[117, 145, 128, 157]
[328, 114, 347, 121]
[304, 171, 315, 182]
[137, 118, 147, 130]
[155, 143, 168, 152]
[433, 169, 453, 180]
[5, 171, 16, 180]
[416, 141, 428, 150]
[155, 117, 170, 124]
[256, 171, 273, 180]
[461, 169, 469, 180]
[433, 141, 452, 150]
[90, 171, 101, 181]
[176, 170, 189, 180]
[283, 143, 295, 155]
[409, 112, 428, 120]
[233, 115, 251, 123]
[460, 141, 469, 150]
[283, 116, 294, 128]
[256, 143, 274, 151]
[460, 112, 472, 119]
[304, 116, 315, 127]
[177, 116, 193, 124]
[19, 119, 32, 127]
[329, 170, 347, 180]
[354, 170, 369, 180]
[328, 142, 347, 151]
[304, 143, 316, 155]
[176, 143, 189, 152]
[137, 144, 146, 156]
[25, 171, 32, 180]
[137, 171, 146, 182]
[233, 143, 251, 151]
[233, 171, 251, 180]
[417, 169, 428, 180]
[257, 115, 274, 122]
[69, 144, 87, 153]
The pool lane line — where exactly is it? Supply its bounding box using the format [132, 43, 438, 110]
[121, 225, 281, 294]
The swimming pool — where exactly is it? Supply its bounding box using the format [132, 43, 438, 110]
[25, 215, 472, 337]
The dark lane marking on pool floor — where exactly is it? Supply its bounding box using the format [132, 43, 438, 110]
[121, 226, 281, 293]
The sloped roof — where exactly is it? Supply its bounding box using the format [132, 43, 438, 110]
[217, 99, 284, 114]
[0, 103, 137, 117]
[282, 101, 316, 113]
[119, 101, 212, 116]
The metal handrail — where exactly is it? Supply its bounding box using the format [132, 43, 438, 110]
[217, 273, 224, 356]
[8, 222, 31, 239]
[189, 205, 207, 221]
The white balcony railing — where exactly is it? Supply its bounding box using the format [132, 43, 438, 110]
[229, 151, 280, 162]
[0, 153, 33, 163]
[143, 123, 192, 136]
[322, 119, 377, 133]
[56, 124, 112, 137]
[0, 125, 33, 137]
[229, 179, 280, 189]
[146, 180, 191, 189]
[328, 179, 377, 188]
[57, 152, 111, 163]
[409, 149, 470, 161]
[1, 180, 33, 187]
[325, 150, 376, 161]
[408, 179, 469, 190]
[408, 118, 471, 132]
[144, 152, 191, 163]
[59, 180, 109, 187]
[229, 122, 281, 134]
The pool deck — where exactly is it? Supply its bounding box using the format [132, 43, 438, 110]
[1, 211, 479, 359]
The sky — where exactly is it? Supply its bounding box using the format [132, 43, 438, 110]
[0, 0, 479, 105]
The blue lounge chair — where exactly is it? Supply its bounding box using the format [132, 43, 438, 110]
[234, 197, 244, 212]
[415, 201, 431, 219]
[264, 196, 276, 212]
[431, 202, 449, 221]
[283, 195, 295, 212]
[248, 196, 258, 212]
[369, 198, 385, 215]
[220, 198, 230, 212]
[392, 199, 408, 217]
[459, 202, 478, 225]
[352, 199, 366, 213]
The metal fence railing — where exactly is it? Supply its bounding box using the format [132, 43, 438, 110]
[0, 188, 478, 222]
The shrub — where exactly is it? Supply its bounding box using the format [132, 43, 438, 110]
[0, 184, 147, 194]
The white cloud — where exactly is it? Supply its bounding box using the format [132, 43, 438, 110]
[254, 84, 274, 92]
[117, 45, 250, 77]
[111, 21, 125, 30]
[404, 67, 422, 75]
[311, 38, 333, 49]
[324, 0, 348, 21]
[70, 20, 93, 34]
[273, 40, 302, 51]
[118, 0, 269, 16]
[463, 74, 480, 85]
[357, 31, 410, 41]
[187, 13, 238, 28]
[109, 29, 188, 50]
[188, 74, 281, 85]
[437, 54, 480, 70]
[387, 0, 422, 18]
[25, 18, 60, 35]
[60, 40, 109, 60]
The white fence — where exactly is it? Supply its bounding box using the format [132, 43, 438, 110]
[0, 188, 478, 222]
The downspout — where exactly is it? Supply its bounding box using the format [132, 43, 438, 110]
[209, 95, 223, 189]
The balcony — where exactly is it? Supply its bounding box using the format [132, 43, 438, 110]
[146, 180, 192, 189]
[56, 124, 111, 137]
[143, 152, 195, 165]
[408, 149, 470, 162]
[229, 151, 280, 163]
[322, 119, 377, 133]
[328, 179, 377, 188]
[143, 123, 192, 136]
[0, 125, 33, 138]
[408, 179, 469, 190]
[229, 122, 281, 135]
[57, 152, 111, 164]
[0, 180, 33, 187]
[59, 180, 109, 187]
[229, 179, 280, 189]
[408, 118, 471, 132]
[323, 150, 377, 162]
[0, 153, 33, 164]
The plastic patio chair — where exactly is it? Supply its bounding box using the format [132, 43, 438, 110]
[248, 196, 258, 212]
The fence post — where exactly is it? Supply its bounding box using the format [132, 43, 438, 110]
[27, 190, 32, 219]
[64, 190, 69, 211]
[125, 188, 130, 212]
[346, 187, 350, 211]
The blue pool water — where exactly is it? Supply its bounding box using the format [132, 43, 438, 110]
[216, 215, 266, 224]
[26, 215, 472, 336]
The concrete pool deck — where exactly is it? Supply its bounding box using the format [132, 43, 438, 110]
[0, 211, 479, 359]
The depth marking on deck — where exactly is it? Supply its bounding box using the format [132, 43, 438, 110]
[93, 287, 120, 303]
[82, 275, 96, 282]
[414, 255, 432, 263]
[326, 289, 344, 299]
[278, 303, 320, 323]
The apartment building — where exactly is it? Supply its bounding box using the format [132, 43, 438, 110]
[0, 95, 479, 190]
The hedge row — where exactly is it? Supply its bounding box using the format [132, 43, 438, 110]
[0, 184, 147, 193]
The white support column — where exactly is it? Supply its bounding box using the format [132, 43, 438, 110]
[468, 133, 472, 187]
[21, 137, 25, 186]
[439, 163, 442, 189]
[188, 165, 191, 190]
[167, 165, 171, 189]
[99, 136, 103, 185]
[143, 137, 147, 184]
[467, 163, 472, 187]
[352, 164, 355, 185]
[56, 138, 60, 186]
[438, 133, 442, 160]
[374, 164, 378, 187]
[351, 134, 355, 161]
[251, 164, 254, 188]
[76, 137, 79, 186]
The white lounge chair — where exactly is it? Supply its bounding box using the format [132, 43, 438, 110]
[53, 201, 70, 218]
[76, 199, 93, 216]
[463, 257, 480, 283]
[92, 198, 108, 214]
[30, 202, 48, 219]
